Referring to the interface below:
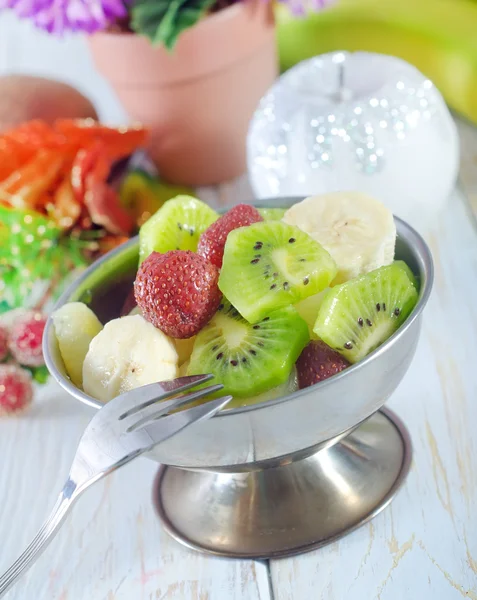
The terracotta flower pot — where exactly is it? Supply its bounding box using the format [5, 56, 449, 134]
[88, 2, 277, 186]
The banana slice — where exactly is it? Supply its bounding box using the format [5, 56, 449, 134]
[128, 307, 194, 368]
[174, 336, 196, 366]
[283, 192, 396, 284]
[52, 302, 103, 388]
[83, 314, 179, 402]
[295, 291, 327, 339]
[179, 360, 190, 378]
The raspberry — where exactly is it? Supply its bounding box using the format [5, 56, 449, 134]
[8, 311, 47, 367]
[134, 250, 222, 339]
[296, 340, 350, 389]
[0, 365, 33, 416]
[197, 204, 263, 268]
[0, 325, 9, 361]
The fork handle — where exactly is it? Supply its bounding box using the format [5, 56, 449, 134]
[0, 483, 75, 597]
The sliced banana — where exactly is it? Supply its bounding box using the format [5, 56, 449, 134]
[283, 192, 396, 285]
[83, 314, 178, 402]
[295, 291, 327, 339]
[174, 336, 196, 366]
[179, 360, 190, 378]
[52, 302, 103, 388]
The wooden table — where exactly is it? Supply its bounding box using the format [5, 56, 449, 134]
[1, 14, 477, 599]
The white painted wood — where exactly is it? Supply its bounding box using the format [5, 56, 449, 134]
[0, 16, 268, 600]
[1, 12, 477, 599]
[269, 181, 477, 600]
[0, 382, 271, 600]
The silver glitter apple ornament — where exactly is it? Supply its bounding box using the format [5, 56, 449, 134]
[247, 51, 459, 227]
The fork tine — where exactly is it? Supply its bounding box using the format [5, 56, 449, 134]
[125, 384, 225, 432]
[136, 395, 233, 447]
[117, 374, 214, 420]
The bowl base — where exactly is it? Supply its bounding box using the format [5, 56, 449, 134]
[153, 407, 411, 559]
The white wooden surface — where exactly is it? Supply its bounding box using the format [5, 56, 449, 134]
[1, 14, 477, 600]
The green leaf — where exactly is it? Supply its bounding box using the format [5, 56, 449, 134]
[27, 365, 50, 385]
[0, 205, 89, 310]
[131, 0, 216, 50]
[0, 301, 11, 315]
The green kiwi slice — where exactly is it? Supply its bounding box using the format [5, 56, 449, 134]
[138, 195, 218, 263]
[258, 207, 286, 221]
[187, 301, 309, 398]
[313, 261, 419, 363]
[219, 221, 337, 323]
[228, 368, 298, 408]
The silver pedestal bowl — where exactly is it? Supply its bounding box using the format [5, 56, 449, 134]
[43, 197, 433, 559]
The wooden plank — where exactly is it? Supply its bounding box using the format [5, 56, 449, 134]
[269, 184, 477, 599]
[0, 19, 268, 598]
[0, 382, 271, 600]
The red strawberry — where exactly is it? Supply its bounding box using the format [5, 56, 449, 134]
[296, 340, 350, 389]
[134, 250, 222, 339]
[0, 325, 8, 361]
[197, 203, 263, 268]
[8, 311, 47, 367]
[0, 365, 33, 416]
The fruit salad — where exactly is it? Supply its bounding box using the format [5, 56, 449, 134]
[52, 192, 419, 408]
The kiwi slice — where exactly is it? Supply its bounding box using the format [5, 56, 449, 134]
[120, 169, 194, 228]
[139, 195, 218, 263]
[219, 221, 337, 323]
[258, 207, 286, 221]
[187, 301, 309, 398]
[313, 261, 419, 363]
[229, 368, 298, 408]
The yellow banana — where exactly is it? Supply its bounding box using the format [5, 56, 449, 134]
[276, 0, 477, 125]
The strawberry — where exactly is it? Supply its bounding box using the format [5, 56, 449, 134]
[0, 324, 8, 361]
[197, 203, 263, 268]
[0, 365, 33, 416]
[134, 250, 222, 339]
[296, 340, 350, 389]
[8, 311, 47, 367]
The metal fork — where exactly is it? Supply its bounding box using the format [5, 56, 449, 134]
[0, 374, 230, 597]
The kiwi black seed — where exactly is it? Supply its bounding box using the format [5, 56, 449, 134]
[187, 301, 309, 398]
[313, 261, 419, 364]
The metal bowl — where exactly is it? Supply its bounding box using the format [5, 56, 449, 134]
[43, 198, 433, 471]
